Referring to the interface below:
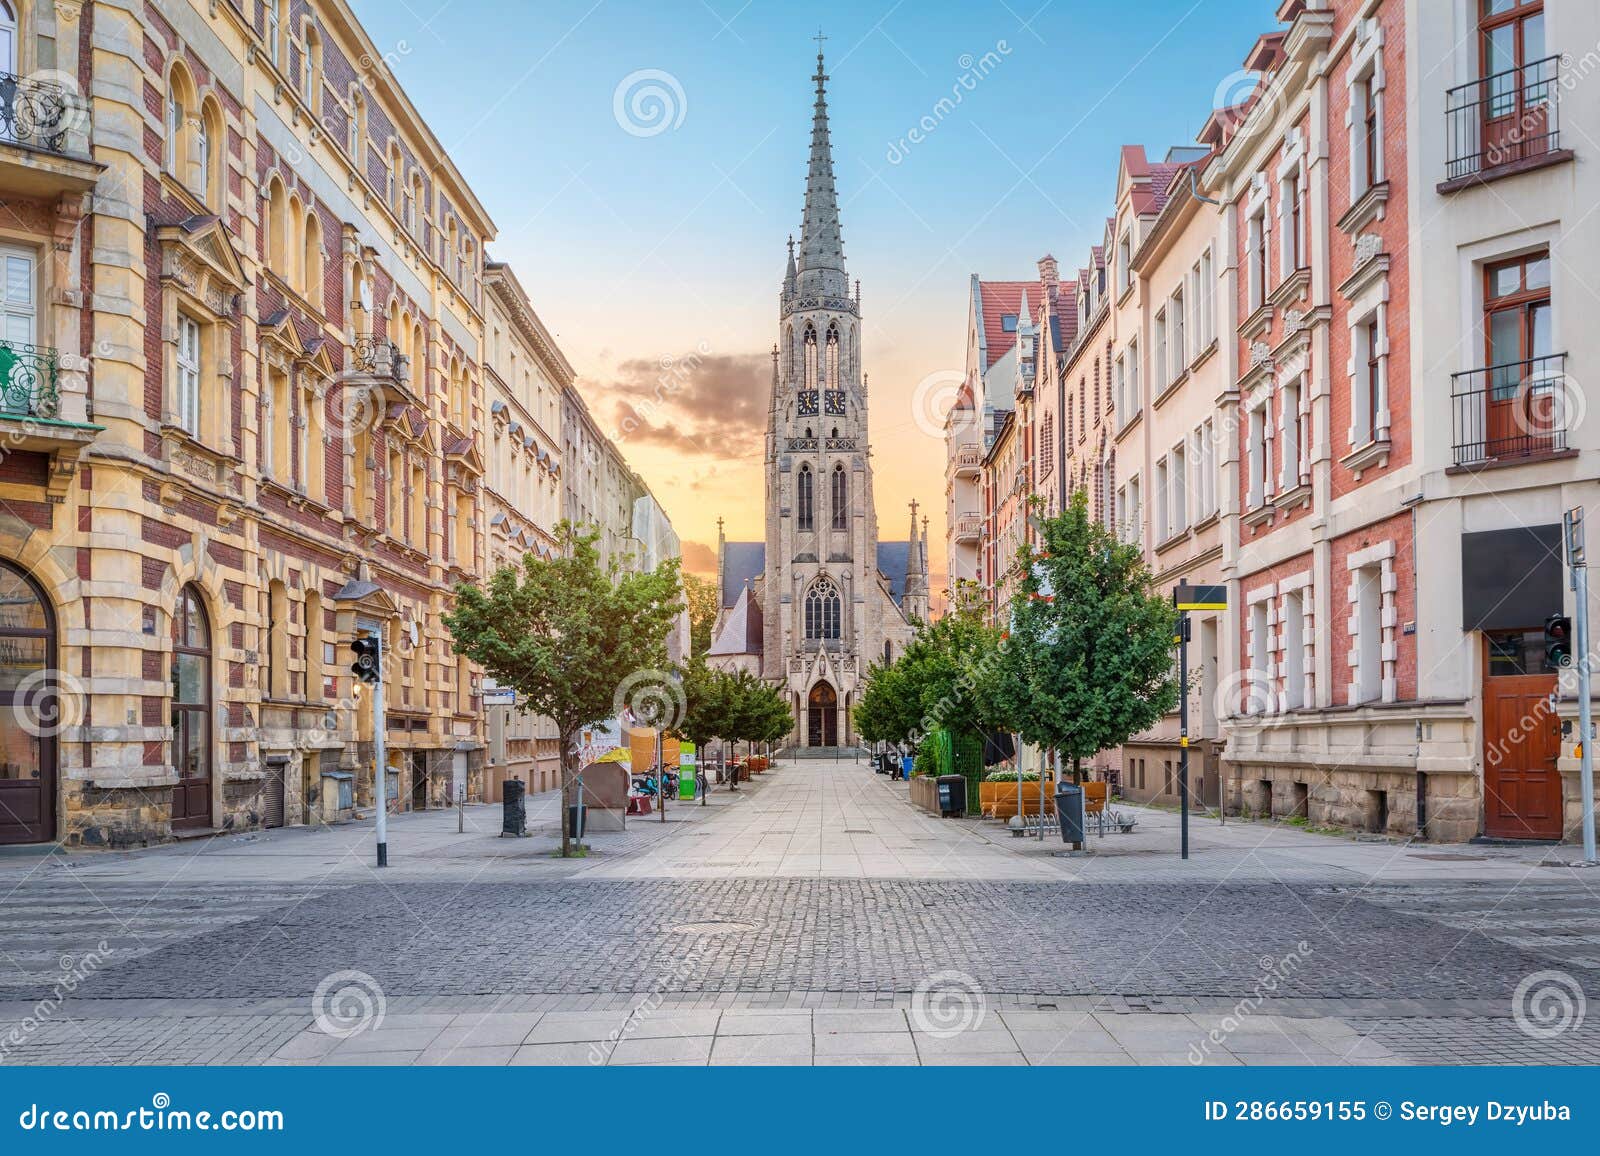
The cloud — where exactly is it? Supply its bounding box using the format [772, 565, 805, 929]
[595, 349, 768, 460]
[680, 539, 717, 574]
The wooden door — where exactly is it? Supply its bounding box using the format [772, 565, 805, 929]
[807, 681, 836, 747]
[1479, 0, 1547, 168]
[1483, 631, 1562, 840]
[170, 586, 213, 831]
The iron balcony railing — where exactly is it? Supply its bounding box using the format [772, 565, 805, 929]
[351, 334, 408, 382]
[0, 72, 74, 153]
[0, 340, 60, 418]
[1450, 352, 1568, 466]
[1444, 55, 1561, 183]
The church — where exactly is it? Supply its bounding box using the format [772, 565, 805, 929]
[708, 44, 926, 749]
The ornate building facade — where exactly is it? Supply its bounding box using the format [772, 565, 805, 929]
[709, 49, 922, 748]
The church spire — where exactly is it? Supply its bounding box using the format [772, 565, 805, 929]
[797, 35, 846, 296]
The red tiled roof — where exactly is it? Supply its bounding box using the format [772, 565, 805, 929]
[977, 280, 1036, 370]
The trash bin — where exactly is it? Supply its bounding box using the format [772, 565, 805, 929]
[1055, 783, 1085, 845]
[900, 755, 914, 780]
[936, 774, 966, 818]
[566, 803, 587, 840]
[502, 779, 526, 837]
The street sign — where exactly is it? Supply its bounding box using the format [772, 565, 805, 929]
[1173, 582, 1228, 611]
[482, 688, 516, 707]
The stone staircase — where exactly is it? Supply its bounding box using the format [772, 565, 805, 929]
[780, 746, 866, 761]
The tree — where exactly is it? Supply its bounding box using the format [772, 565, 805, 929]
[673, 654, 731, 753]
[977, 489, 1178, 781]
[856, 599, 1003, 749]
[682, 572, 719, 658]
[444, 523, 683, 855]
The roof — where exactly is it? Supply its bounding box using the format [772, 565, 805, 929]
[976, 280, 1037, 371]
[720, 541, 765, 608]
[707, 585, 763, 658]
[877, 541, 911, 607]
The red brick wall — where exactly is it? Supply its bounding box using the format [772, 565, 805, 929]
[1328, 509, 1417, 706]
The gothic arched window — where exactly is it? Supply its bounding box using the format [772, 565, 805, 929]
[824, 325, 840, 385]
[804, 577, 841, 640]
[831, 462, 847, 530]
[802, 326, 818, 389]
[796, 463, 814, 530]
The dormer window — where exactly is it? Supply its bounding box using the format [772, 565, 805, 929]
[1001, 313, 1018, 333]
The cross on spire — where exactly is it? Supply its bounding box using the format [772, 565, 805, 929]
[813, 28, 828, 53]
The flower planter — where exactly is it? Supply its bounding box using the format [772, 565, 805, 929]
[978, 780, 1055, 820]
[908, 774, 940, 814]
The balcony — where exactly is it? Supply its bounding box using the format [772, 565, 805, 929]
[350, 335, 409, 382]
[1449, 352, 1570, 468]
[0, 73, 98, 198]
[0, 341, 58, 419]
[1442, 56, 1570, 191]
[954, 511, 981, 544]
[953, 444, 981, 479]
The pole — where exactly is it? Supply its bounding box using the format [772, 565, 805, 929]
[1568, 508, 1595, 862]
[372, 634, 388, 868]
[1178, 611, 1190, 861]
[658, 727, 666, 823]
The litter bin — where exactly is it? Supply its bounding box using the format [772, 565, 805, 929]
[899, 755, 914, 781]
[1055, 783, 1085, 846]
[566, 803, 587, 840]
[502, 779, 527, 837]
[936, 774, 966, 818]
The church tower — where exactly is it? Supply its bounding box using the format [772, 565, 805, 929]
[757, 42, 916, 748]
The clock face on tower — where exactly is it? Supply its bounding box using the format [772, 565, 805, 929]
[824, 390, 846, 415]
[798, 390, 819, 416]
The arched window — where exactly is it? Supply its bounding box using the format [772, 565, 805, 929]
[824, 325, 840, 385]
[305, 589, 324, 702]
[0, 558, 59, 844]
[267, 0, 287, 67]
[197, 99, 222, 208]
[302, 208, 324, 310]
[802, 325, 818, 389]
[804, 577, 841, 640]
[386, 142, 401, 208]
[265, 177, 287, 269]
[448, 357, 464, 427]
[347, 86, 365, 162]
[796, 463, 814, 531]
[830, 462, 847, 530]
[286, 193, 303, 288]
[171, 585, 212, 830]
[165, 63, 198, 181]
[0, 4, 15, 75]
[301, 23, 321, 114]
[267, 580, 288, 698]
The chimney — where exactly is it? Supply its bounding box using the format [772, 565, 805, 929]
[1037, 253, 1059, 290]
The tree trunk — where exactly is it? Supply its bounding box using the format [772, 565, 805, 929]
[1072, 754, 1082, 786]
[558, 727, 575, 857]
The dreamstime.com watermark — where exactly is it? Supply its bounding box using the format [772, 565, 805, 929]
[910, 970, 987, 1038]
[0, 942, 114, 1064]
[16, 1094, 283, 1133]
[588, 957, 698, 1064]
[1187, 941, 1314, 1064]
[1512, 970, 1587, 1041]
[886, 43, 1012, 165]
[310, 969, 386, 1038]
[613, 69, 687, 137]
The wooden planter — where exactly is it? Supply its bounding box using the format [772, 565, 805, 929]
[978, 780, 1055, 820]
[908, 774, 940, 814]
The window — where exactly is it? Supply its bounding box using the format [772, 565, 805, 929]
[266, 580, 288, 699]
[796, 463, 814, 531]
[1039, 414, 1054, 476]
[176, 313, 202, 437]
[1170, 440, 1188, 535]
[830, 462, 847, 530]
[1282, 171, 1304, 274]
[1280, 377, 1304, 488]
[1127, 338, 1140, 411]
[302, 209, 324, 310]
[1482, 249, 1555, 456]
[802, 326, 818, 388]
[348, 88, 365, 161]
[1198, 248, 1214, 346]
[1351, 314, 1387, 448]
[1117, 233, 1131, 295]
[1153, 309, 1167, 391]
[1354, 565, 1383, 703]
[266, 0, 286, 67]
[1001, 313, 1018, 333]
[299, 379, 325, 502]
[1248, 208, 1269, 309]
[1247, 400, 1271, 508]
[301, 24, 321, 113]
[1170, 288, 1186, 377]
[1154, 456, 1168, 541]
[306, 590, 324, 702]
[171, 585, 212, 829]
[803, 577, 841, 640]
[262, 365, 289, 478]
[1281, 589, 1305, 710]
[1113, 355, 1127, 416]
[1248, 601, 1271, 712]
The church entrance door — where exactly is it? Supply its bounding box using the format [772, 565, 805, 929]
[807, 681, 838, 747]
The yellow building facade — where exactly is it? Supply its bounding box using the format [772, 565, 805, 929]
[0, 0, 509, 846]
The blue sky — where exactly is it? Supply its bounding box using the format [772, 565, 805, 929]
[351, 0, 1266, 573]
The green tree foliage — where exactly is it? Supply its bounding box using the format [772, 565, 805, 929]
[682, 572, 719, 658]
[976, 489, 1178, 780]
[673, 661, 793, 763]
[856, 598, 1004, 748]
[443, 523, 683, 854]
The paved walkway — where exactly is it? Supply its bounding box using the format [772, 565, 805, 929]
[4, 758, 1599, 1066]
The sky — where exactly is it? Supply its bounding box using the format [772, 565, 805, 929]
[351, 0, 1267, 579]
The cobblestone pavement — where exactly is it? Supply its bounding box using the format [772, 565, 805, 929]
[3, 761, 1599, 1065]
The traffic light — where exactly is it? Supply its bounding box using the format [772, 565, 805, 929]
[350, 635, 382, 684]
[1545, 614, 1573, 669]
